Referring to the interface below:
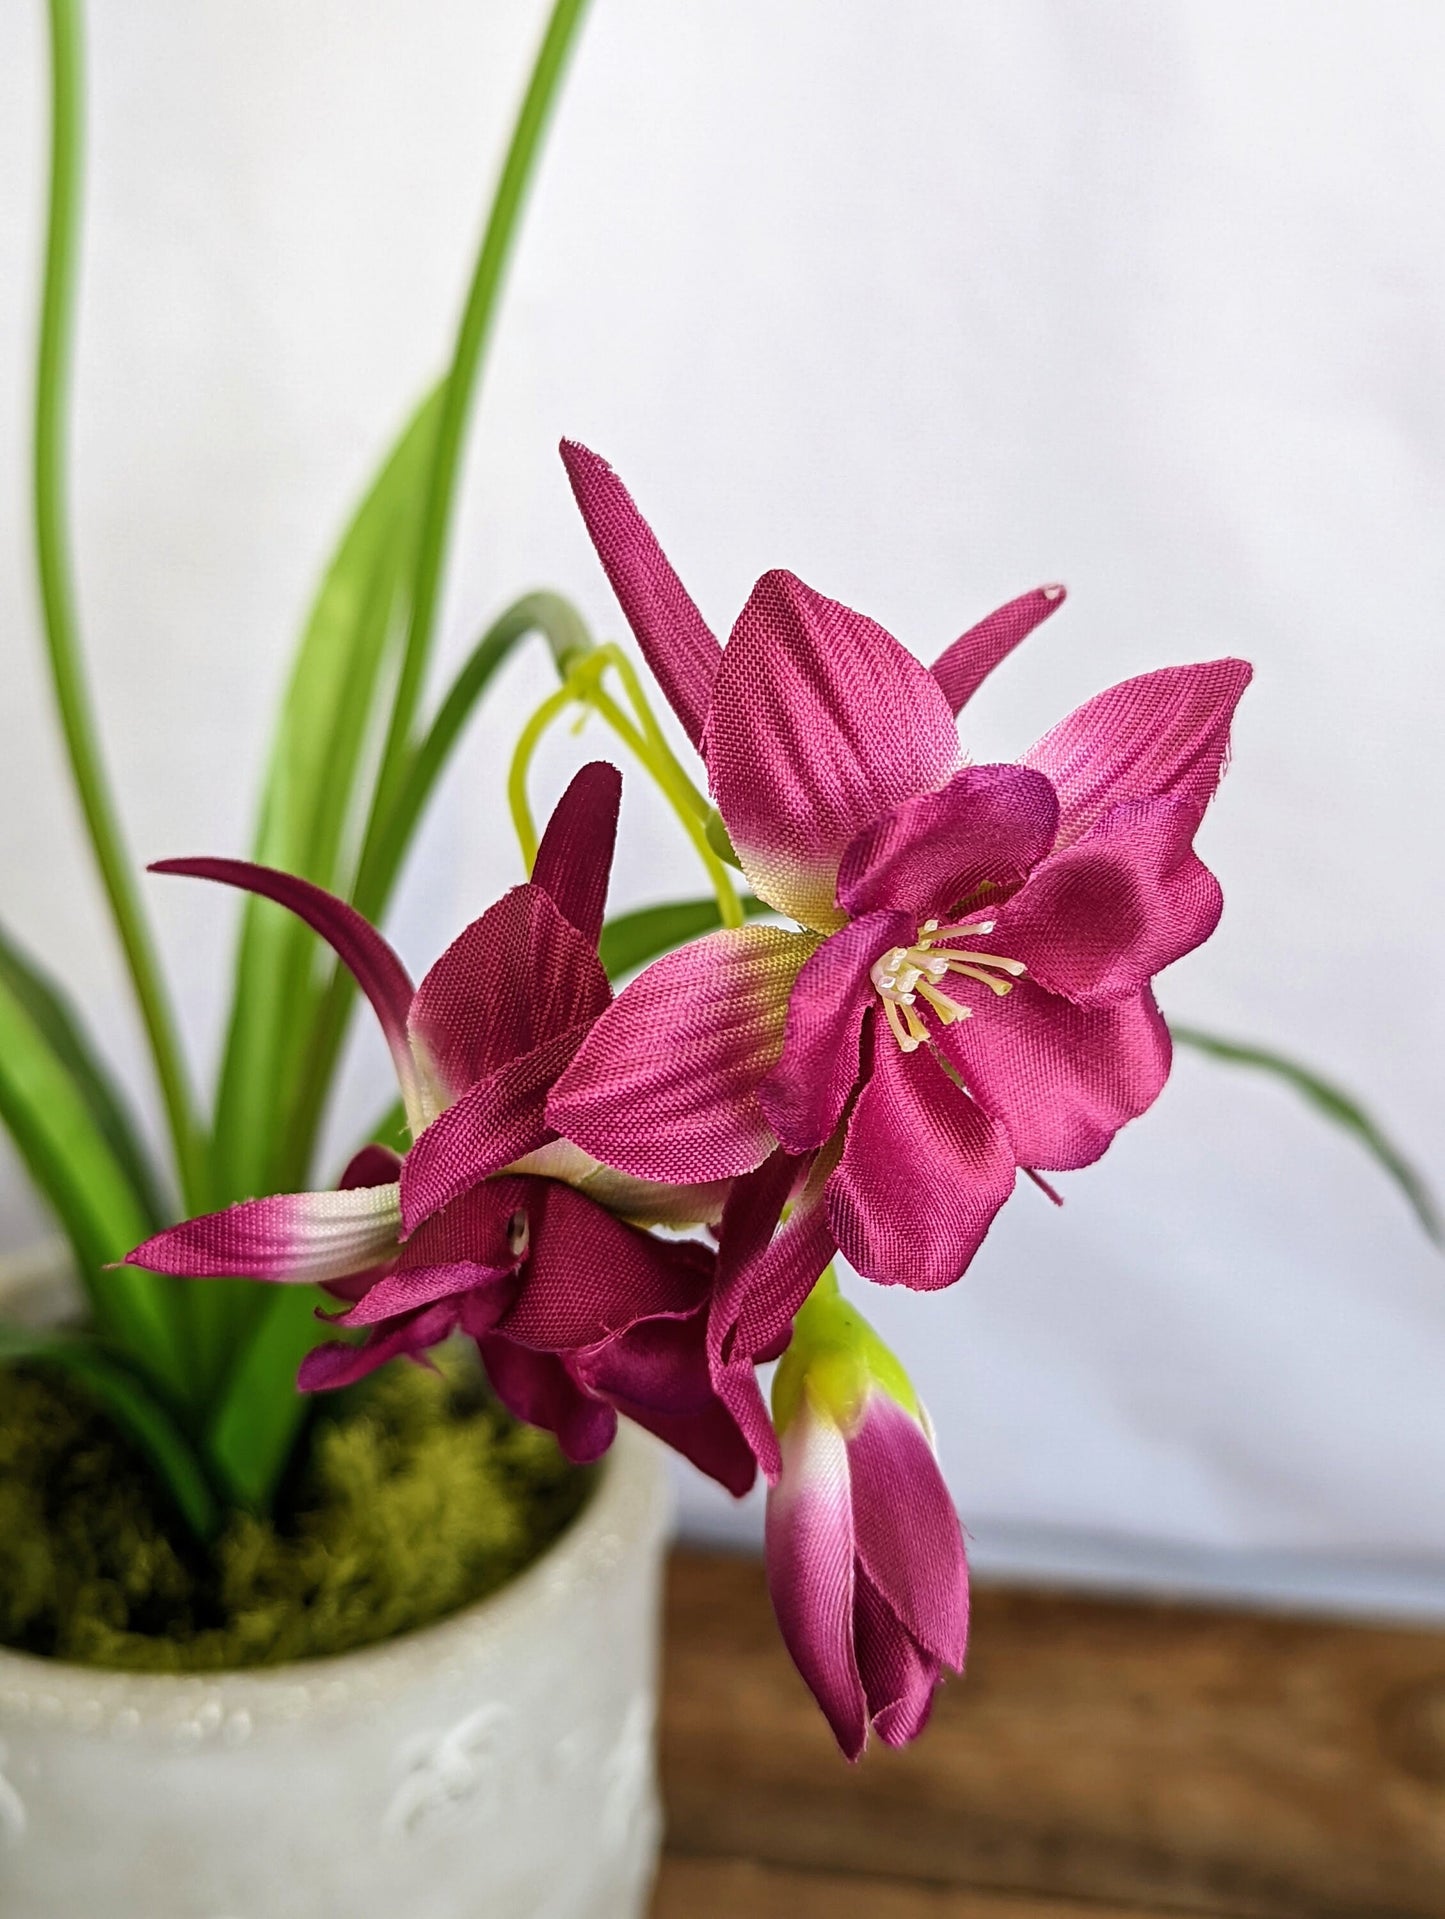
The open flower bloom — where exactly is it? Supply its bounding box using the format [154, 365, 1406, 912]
[126, 764, 752, 1494]
[547, 445, 1251, 1353]
[766, 1283, 968, 1760]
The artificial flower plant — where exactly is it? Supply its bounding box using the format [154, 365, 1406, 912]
[4, 0, 1439, 1757]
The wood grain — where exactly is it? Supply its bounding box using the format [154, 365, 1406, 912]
[654, 1855, 1189, 1918]
[660, 1550, 1445, 1919]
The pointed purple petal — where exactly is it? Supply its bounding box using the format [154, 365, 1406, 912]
[127, 1184, 401, 1283]
[848, 1395, 969, 1671]
[297, 1302, 462, 1393]
[337, 1261, 516, 1327]
[939, 980, 1172, 1171]
[705, 571, 962, 931]
[561, 440, 720, 749]
[530, 760, 622, 949]
[835, 765, 1059, 922]
[408, 886, 609, 1105]
[990, 797, 1222, 1007]
[828, 1044, 1015, 1289]
[766, 1407, 867, 1761]
[339, 1143, 405, 1189]
[548, 926, 814, 1182]
[930, 584, 1067, 716]
[151, 858, 422, 1114]
[1022, 659, 1252, 848]
[400, 1023, 591, 1231]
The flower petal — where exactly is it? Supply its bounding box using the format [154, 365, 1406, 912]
[561, 441, 720, 749]
[930, 584, 1067, 716]
[478, 1337, 617, 1463]
[498, 1182, 712, 1351]
[1021, 659, 1252, 848]
[622, 1397, 758, 1498]
[940, 981, 1172, 1170]
[765, 1406, 867, 1761]
[337, 1261, 516, 1328]
[835, 764, 1059, 921]
[548, 926, 814, 1182]
[400, 1024, 591, 1231]
[705, 571, 962, 931]
[827, 1041, 1016, 1289]
[991, 797, 1222, 1007]
[127, 1184, 401, 1284]
[339, 1143, 405, 1189]
[530, 760, 621, 949]
[853, 1566, 940, 1749]
[407, 886, 610, 1104]
[760, 912, 912, 1154]
[297, 1302, 461, 1393]
[150, 858, 424, 1119]
[849, 1395, 969, 1671]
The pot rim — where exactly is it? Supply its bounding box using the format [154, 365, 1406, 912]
[0, 1243, 671, 1738]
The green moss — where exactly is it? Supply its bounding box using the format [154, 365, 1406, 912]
[0, 1347, 590, 1673]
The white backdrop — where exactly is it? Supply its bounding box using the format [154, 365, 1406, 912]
[1, 1, 1441, 1611]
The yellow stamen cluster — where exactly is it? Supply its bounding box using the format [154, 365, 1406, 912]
[869, 918, 1026, 1053]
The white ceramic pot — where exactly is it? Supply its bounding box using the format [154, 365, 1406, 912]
[0, 1248, 672, 1919]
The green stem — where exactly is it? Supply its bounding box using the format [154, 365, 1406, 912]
[35, 0, 205, 1212]
[364, 0, 594, 852]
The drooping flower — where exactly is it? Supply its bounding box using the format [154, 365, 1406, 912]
[765, 1281, 968, 1760]
[126, 764, 753, 1493]
[546, 444, 1250, 1356]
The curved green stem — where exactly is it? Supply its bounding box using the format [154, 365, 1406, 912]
[35, 0, 205, 1210]
[364, 0, 594, 851]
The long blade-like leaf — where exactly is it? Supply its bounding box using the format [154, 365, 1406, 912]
[0, 1322, 219, 1539]
[598, 894, 774, 982]
[0, 977, 184, 1393]
[202, 1288, 326, 1513]
[212, 385, 444, 1209]
[0, 917, 168, 1228]
[1172, 1024, 1442, 1246]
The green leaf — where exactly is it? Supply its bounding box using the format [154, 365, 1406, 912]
[0, 917, 168, 1228]
[202, 1288, 326, 1513]
[598, 894, 774, 982]
[0, 1322, 220, 1540]
[1172, 1025, 1442, 1246]
[0, 975, 185, 1393]
[211, 384, 445, 1211]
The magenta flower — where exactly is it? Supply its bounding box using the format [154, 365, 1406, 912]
[547, 445, 1250, 1343]
[126, 765, 753, 1493]
[765, 1286, 968, 1760]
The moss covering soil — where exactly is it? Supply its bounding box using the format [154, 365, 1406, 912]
[0, 1345, 591, 1673]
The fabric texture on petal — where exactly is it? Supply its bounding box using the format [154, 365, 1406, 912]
[338, 1143, 405, 1190]
[766, 1406, 867, 1760]
[548, 925, 814, 1182]
[498, 1182, 712, 1351]
[151, 857, 424, 1118]
[759, 911, 912, 1154]
[1022, 659, 1252, 848]
[127, 1183, 402, 1284]
[529, 760, 621, 949]
[297, 1301, 460, 1393]
[705, 570, 961, 931]
[852, 1566, 940, 1749]
[827, 1040, 1016, 1289]
[399, 1023, 591, 1231]
[848, 1394, 969, 1671]
[990, 797, 1222, 1007]
[408, 885, 610, 1103]
[561, 441, 721, 749]
[835, 764, 1059, 922]
[940, 980, 1172, 1170]
[930, 584, 1068, 716]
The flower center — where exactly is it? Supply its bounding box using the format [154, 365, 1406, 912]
[869, 918, 1026, 1054]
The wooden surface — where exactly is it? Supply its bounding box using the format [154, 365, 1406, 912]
[657, 1549, 1445, 1919]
